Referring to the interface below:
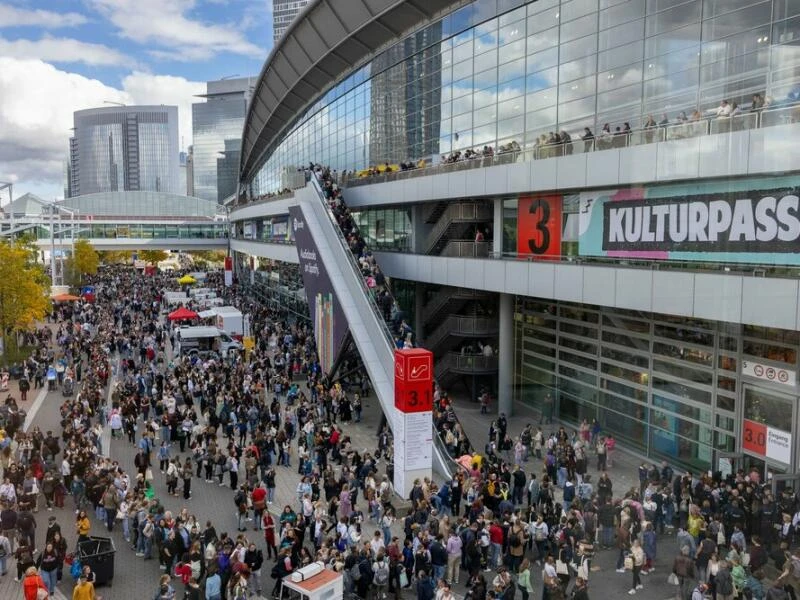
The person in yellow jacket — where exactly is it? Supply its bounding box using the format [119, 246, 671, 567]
[75, 511, 90, 544]
[72, 573, 96, 600]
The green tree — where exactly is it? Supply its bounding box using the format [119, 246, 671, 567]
[98, 250, 133, 264]
[64, 239, 99, 286]
[0, 240, 50, 358]
[138, 249, 169, 264]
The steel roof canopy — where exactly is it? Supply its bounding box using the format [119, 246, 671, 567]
[240, 0, 459, 184]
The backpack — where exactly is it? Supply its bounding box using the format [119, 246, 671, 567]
[373, 561, 389, 586]
[190, 559, 202, 580]
[70, 559, 82, 580]
[716, 570, 734, 595]
[349, 563, 362, 581]
[232, 584, 247, 600]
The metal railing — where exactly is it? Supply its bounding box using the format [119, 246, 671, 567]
[425, 202, 493, 254]
[422, 286, 488, 324]
[439, 240, 492, 258]
[434, 351, 499, 377]
[343, 103, 800, 188]
[426, 314, 498, 351]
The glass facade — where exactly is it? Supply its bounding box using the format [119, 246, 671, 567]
[192, 81, 250, 202]
[351, 207, 413, 251]
[247, 0, 800, 197]
[514, 297, 800, 472]
[71, 107, 180, 197]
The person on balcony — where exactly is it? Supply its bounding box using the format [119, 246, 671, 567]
[716, 99, 732, 118]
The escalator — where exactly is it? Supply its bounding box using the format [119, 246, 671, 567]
[294, 176, 454, 481]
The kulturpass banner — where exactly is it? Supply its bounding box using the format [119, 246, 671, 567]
[289, 206, 348, 374]
[578, 176, 800, 265]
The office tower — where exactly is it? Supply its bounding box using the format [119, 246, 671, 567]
[186, 146, 194, 197]
[68, 105, 180, 197]
[191, 77, 253, 203]
[272, 0, 311, 44]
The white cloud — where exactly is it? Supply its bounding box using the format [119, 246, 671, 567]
[0, 58, 203, 198]
[90, 0, 264, 60]
[0, 35, 129, 66]
[0, 4, 88, 29]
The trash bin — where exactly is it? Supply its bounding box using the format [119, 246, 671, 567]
[77, 536, 115, 586]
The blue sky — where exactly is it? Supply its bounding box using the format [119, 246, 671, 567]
[0, 0, 273, 199]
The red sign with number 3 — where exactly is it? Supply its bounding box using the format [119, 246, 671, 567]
[517, 194, 562, 258]
[742, 419, 767, 456]
[395, 349, 433, 413]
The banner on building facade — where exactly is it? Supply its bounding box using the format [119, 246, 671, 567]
[742, 360, 797, 388]
[742, 418, 792, 464]
[288, 206, 348, 374]
[517, 194, 562, 257]
[578, 178, 800, 264]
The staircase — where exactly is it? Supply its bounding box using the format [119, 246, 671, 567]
[295, 176, 454, 481]
[425, 202, 493, 255]
[425, 314, 499, 354]
[434, 351, 499, 384]
[423, 286, 490, 325]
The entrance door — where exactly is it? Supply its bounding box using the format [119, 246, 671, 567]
[771, 473, 800, 497]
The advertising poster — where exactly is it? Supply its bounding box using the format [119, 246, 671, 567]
[289, 206, 348, 374]
[517, 194, 562, 257]
[578, 176, 800, 265]
[743, 418, 792, 465]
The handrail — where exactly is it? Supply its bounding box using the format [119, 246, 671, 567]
[426, 314, 498, 351]
[435, 351, 498, 375]
[374, 248, 800, 279]
[342, 102, 800, 188]
[309, 174, 397, 351]
[425, 202, 493, 255]
[440, 240, 492, 258]
[422, 286, 488, 324]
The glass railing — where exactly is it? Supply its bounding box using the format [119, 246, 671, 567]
[343, 103, 800, 188]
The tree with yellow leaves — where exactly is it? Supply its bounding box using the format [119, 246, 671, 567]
[65, 239, 99, 285]
[0, 240, 50, 357]
[138, 249, 169, 265]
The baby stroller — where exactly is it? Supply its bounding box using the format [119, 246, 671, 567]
[62, 375, 74, 396]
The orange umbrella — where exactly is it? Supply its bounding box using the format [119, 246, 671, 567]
[52, 293, 81, 302]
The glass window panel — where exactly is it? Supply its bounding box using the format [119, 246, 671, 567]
[559, 74, 597, 102]
[646, 0, 695, 12]
[528, 0, 560, 15]
[653, 358, 713, 385]
[744, 387, 793, 431]
[644, 45, 701, 79]
[527, 26, 560, 53]
[527, 48, 560, 73]
[498, 115, 525, 139]
[718, 375, 737, 393]
[453, 76, 474, 98]
[560, 55, 597, 82]
[453, 58, 473, 81]
[775, 0, 800, 21]
[598, 63, 643, 92]
[699, 72, 766, 107]
[500, 38, 526, 63]
[499, 21, 525, 46]
[700, 48, 769, 88]
[773, 15, 800, 44]
[528, 9, 561, 35]
[702, 3, 773, 41]
[599, 40, 645, 70]
[561, 13, 599, 42]
[600, 345, 649, 368]
[452, 111, 472, 132]
[473, 123, 496, 145]
[645, 22, 701, 57]
[525, 106, 557, 129]
[558, 95, 596, 121]
[453, 40, 474, 63]
[653, 395, 711, 422]
[526, 67, 559, 92]
[560, 321, 598, 337]
[475, 32, 498, 55]
[474, 49, 498, 73]
[561, 0, 600, 22]
[453, 129, 473, 149]
[599, 19, 645, 51]
[597, 82, 643, 111]
[499, 75, 526, 99]
[473, 104, 497, 127]
[652, 341, 713, 366]
[560, 34, 599, 62]
[603, 0, 633, 6]
[500, 6, 527, 27]
[499, 96, 525, 120]
[474, 84, 497, 108]
[500, 57, 526, 82]
[652, 375, 711, 404]
[704, 0, 768, 18]
[600, 0, 646, 29]
[645, 0, 700, 37]
[601, 406, 648, 451]
[717, 394, 735, 412]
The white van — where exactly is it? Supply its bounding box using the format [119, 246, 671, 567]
[175, 326, 242, 357]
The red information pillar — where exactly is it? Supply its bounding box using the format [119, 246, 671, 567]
[394, 348, 434, 498]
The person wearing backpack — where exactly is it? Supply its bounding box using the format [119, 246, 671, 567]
[715, 560, 735, 600]
[373, 553, 390, 599]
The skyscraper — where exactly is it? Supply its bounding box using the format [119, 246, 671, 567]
[272, 0, 310, 44]
[68, 106, 180, 198]
[191, 77, 253, 203]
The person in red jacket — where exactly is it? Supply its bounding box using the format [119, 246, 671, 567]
[251, 485, 267, 531]
[489, 521, 504, 569]
[22, 565, 47, 600]
[262, 511, 277, 560]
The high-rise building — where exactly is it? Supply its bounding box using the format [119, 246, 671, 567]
[272, 0, 310, 44]
[186, 146, 194, 197]
[68, 106, 180, 198]
[191, 77, 253, 203]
